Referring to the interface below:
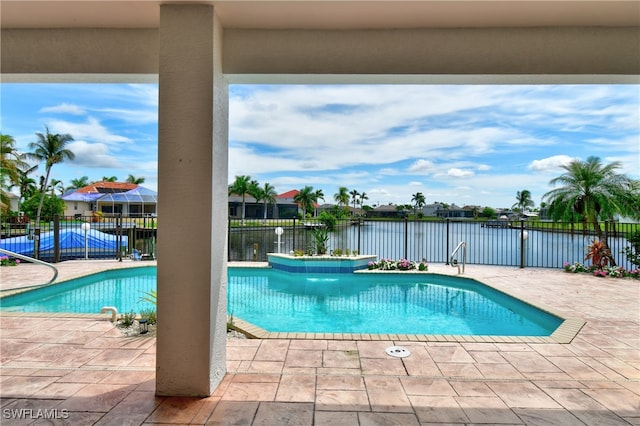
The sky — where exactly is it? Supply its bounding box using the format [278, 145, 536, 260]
[1, 83, 638, 209]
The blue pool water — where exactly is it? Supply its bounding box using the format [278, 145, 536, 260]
[0, 266, 562, 336]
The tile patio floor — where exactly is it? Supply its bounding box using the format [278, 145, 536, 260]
[0, 260, 638, 425]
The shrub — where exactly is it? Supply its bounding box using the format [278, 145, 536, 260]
[623, 231, 640, 268]
[140, 308, 157, 325]
[118, 310, 137, 328]
[367, 258, 428, 271]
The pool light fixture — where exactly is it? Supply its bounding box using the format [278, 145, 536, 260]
[139, 318, 148, 334]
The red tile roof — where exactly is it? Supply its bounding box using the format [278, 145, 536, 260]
[277, 189, 299, 199]
[75, 181, 138, 194]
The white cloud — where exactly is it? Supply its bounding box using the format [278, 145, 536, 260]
[447, 168, 474, 178]
[528, 155, 576, 172]
[67, 140, 122, 168]
[408, 159, 434, 174]
[40, 103, 86, 115]
[49, 117, 131, 145]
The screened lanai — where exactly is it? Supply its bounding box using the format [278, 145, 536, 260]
[96, 187, 158, 217]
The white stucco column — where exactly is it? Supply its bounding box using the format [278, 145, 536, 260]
[156, 4, 228, 397]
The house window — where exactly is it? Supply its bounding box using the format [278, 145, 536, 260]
[74, 203, 78, 210]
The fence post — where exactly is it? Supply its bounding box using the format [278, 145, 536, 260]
[292, 218, 297, 251]
[357, 219, 362, 254]
[227, 218, 231, 261]
[445, 219, 450, 265]
[519, 220, 526, 269]
[403, 218, 408, 259]
[53, 215, 60, 263]
[117, 213, 122, 262]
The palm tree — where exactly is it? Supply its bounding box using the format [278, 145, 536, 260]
[26, 126, 75, 226]
[11, 165, 38, 212]
[48, 178, 65, 196]
[66, 176, 89, 192]
[359, 191, 369, 209]
[349, 189, 359, 211]
[334, 186, 350, 208]
[256, 182, 277, 223]
[126, 174, 145, 184]
[512, 189, 534, 214]
[101, 176, 117, 182]
[1, 134, 26, 214]
[411, 192, 426, 215]
[543, 156, 640, 266]
[294, 185, 320, 219]
[228, 175, 256, 225]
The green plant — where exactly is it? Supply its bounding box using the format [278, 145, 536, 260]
[118, 310, 137, 328]
[585, 239, 613, 269]
[140, 308, 157, 325]
[139, 289, 157, 306]
[0, 255, 20, 266]
[310, 226, 330, 255]
[623, 231, 640, 268]
[332, 248, 343, 256]
[293, 249, 305, 257]
[318, 211, 337, 231]
[227, 313, 235, 332]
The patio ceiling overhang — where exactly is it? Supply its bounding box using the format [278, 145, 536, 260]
[1, 1, 638, 83]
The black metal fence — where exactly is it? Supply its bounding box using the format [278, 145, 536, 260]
[3, 215, 637, 270]
[0, 215, 157, 262]
[228, 218, 639, 271]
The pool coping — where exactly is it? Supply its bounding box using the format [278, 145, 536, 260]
[0, 264, 586, 344]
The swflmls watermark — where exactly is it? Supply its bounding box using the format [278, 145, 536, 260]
[3, 408, 70, 420]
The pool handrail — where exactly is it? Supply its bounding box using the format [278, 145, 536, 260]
[449, 241, 466, 274]
[0, 248, 59, 290]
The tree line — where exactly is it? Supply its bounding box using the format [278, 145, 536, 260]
[1, 128, 145, 221]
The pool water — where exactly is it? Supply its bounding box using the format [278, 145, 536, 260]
[0, 266, 562, 336]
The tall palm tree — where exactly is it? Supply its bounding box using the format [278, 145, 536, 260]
[1, 134, 26, 214]
[334, 186, 350, 208]
[26, 126, 75, 226]
[349, 189, 359, 211]
[126, 174, 145, 184]
[543, 156, 640, 266]
[512, 189, 534, 214]
[256, 182, 277, 223]
[359, 191, 369, 209]
[101, 176, 117, 182]
[294, 185, 321, 219]
[411, 192, 426, 215]
[228, 175, 256, 225]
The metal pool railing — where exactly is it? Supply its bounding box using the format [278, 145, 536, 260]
[227, 218, 639, 271]
[0, 248, 58, 290]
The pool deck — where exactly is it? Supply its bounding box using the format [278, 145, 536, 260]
[1, 260, 638, 425]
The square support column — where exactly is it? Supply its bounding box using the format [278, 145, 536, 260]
[156, 4, 228, 397]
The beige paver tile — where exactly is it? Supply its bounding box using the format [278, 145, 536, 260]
[275, 374, 316, 402]
[546, 356, 607, 381]
[95, 390, 163, 426]
[581, 387, 640, 418]
[145, 396, 205, 423]
[315, 389, 369, 411]
[322, 349, 360, 369]
[221, 382, 278, 402]
[245, 361, 284, 374]
[358, 411, 420, 425]
[35, 381, 87, 399]
[0, 376, 60, 398]
[62, 383, 134, 412]
[449, 380, 496, 397]
[316, 375, 364, 390]
[512, 407, 585, 426]
[437, 362, 484, 379]
[356, 341, 393, 358]
[427, 345, 475, 363]
[314, 410, 358, 425]
[474, 362, 526, 380]
[254, 339, 290, 361]
[456, 395, 522, 424]
[253, 401, 314, 425]
[205, 400, 258, 425]
[408, 395, 469, 423]
[285, 349, 323, 368]
[543, 387, 633, 426]
[360, 357, 407, 376]
[487, 381, 562, 409]
[364, 376, 413, 413]
[400, 377, 456, 396]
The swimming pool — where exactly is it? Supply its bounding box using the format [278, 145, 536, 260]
[0, 266, 563, 336]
